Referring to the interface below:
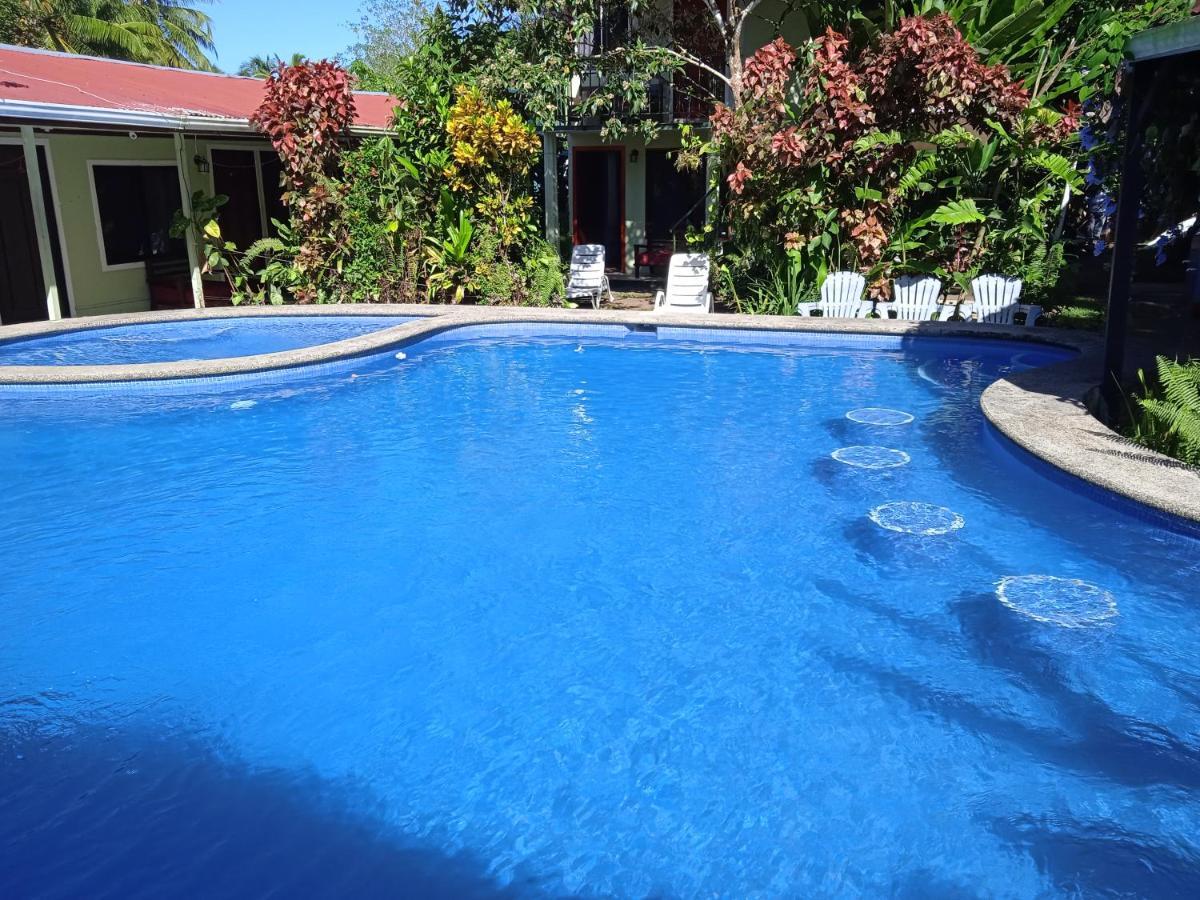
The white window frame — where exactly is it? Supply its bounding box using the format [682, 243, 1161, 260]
[86, 158, 182, 272]
[0, 135, 78, 318]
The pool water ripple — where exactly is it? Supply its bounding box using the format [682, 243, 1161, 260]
[0, 315, 414, 365]
[0, 330, 1197, 897]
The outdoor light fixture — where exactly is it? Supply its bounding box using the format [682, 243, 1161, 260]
[630, 149, 639, 164]
[194, 154, 210, 174]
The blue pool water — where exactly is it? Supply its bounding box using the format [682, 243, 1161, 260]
[1, 325, 1198, 898]
[0, 315, 414, 365]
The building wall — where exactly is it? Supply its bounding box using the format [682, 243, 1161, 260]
[740, 1, 811, 57]
[551, 9, 812, 272]
[35, 131, 269, 318]
[565, 129, 700, 273]
[45, 132, 176, 317]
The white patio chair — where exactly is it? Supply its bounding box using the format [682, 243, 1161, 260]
[565, 244, 612, 310]
[890, 275, 944, 321]
[653, 253, 713, 314]
[814, 271, 870, 318]
[972, 274, 1039, 326]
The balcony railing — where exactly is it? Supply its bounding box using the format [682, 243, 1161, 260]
[559, 69, 718, 128]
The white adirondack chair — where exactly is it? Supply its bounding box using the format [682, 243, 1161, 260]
[816, 271, 869, 318]
[654, 253, 713, 313]
[565, 244, 612, 310]
[972, 274, 1039, 326]
[890, 275, 944, 321]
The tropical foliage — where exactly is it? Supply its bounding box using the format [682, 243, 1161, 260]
[685, 16, 1080, 312]
[1129, 356, 1200, 467]
[342, 0, 430, 85]
[338, 48, 560, 305]
[185, 35, 560, 307]
[181, 0, 1195, 314]
[250, 60, 357, 301]
[238, 53, 307, 78]
[0, 0, 216, 69]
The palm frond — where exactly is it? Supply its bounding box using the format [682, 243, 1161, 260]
[22, 0, 217, 70]
[897, 153, 938, 197]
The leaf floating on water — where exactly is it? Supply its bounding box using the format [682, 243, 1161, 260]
[229, 400, 256, 410]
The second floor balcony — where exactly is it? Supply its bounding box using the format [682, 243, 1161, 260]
[560, 68, 720, 128]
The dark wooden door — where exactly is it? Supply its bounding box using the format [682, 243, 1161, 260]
[212, 148, 271, 252]
[0, 146, 48, 324]
[645, 149, 705, 243]
[572, 148, 624, 271]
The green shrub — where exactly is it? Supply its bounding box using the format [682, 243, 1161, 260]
[1128, 357, 1200, 467]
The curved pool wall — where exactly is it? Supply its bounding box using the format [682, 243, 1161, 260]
[1, 305, 1196, 525]
[0, 314, 419, 365]
[1, 319, 1198, 896]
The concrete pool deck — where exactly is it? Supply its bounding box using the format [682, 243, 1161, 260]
[1, 304, 1197, 526]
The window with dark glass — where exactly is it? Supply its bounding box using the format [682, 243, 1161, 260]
[91, 164, 185, 266]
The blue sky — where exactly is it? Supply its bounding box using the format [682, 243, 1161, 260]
[206, 1, 359, 73]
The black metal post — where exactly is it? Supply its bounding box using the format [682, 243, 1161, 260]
[1101, 61, 1151, 417]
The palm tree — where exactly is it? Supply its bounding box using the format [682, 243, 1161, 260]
[2, 1, 217, 71]
[237, 52, 307, 78]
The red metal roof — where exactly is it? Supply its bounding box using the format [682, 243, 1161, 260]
[0, 44, 396, 130]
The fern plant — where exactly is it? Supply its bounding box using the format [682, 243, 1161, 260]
[1129, 356, 1200, 467]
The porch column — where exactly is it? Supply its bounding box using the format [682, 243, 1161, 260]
[19, 126, 61, 321]
[173, 132, 205, 309]
[542, 132, 560, 253]
[704, 152, 720, 228]
[1101, 62, 1152, 415]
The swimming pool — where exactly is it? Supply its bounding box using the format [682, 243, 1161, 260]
[0, 315, 415, 365]
[1, 324, 1197, 897]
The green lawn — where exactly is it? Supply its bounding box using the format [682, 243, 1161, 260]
[1042, 296, 1106, 331]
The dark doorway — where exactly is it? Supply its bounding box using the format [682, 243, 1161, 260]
[212, 148, 263, 252]
[0, 145, 68, 324]
[258, 152, 287, 233]
[645, 149, 706, 245]
[572, 147, 624, 271]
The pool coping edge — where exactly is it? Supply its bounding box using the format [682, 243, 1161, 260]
[2, 304, 1197, 525]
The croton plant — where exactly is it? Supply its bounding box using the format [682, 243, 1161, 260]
[251, 60, 357, 300]
[696, 15, 1081, 301]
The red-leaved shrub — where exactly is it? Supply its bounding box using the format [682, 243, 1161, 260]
[251, 61, 356, 300]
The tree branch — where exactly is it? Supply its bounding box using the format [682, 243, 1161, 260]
[743, 0, 802, 37]
[652, 44, 734, 91]
[697, 0, 727, 36]
[735, 0, 767, 29]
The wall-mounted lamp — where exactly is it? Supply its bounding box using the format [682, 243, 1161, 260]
[629, 148, 639, 164]
[193, 154, 210, 174]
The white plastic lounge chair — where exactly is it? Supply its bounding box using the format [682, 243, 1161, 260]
[890, 275, 944, 321]
[654, 253, 713, 314]
[816, 271, 869, 318]
[565, 244, 613, 310]
[972, 274, 1039, 326]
